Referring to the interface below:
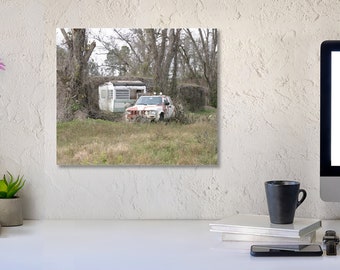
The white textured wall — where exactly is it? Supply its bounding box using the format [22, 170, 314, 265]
[1, 0, 340, 220]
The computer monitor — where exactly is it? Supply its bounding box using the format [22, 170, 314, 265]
[320, 40, 340, 201]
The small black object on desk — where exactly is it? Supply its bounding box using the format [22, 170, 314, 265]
[323, 230, 339, 256]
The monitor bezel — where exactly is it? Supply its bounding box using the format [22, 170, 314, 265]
[320, 40, 340, 176]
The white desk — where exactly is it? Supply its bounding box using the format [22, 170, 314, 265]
[0, 220, 340, 270]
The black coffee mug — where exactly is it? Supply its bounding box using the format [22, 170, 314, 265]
[265, 180, 307, 224]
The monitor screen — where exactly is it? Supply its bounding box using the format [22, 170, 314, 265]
[331, 51, 340, 166]
[320, 40, 340, 201]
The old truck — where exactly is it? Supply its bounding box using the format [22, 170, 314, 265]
[98, 81, 146, 112]
[125, 94, 176, 122]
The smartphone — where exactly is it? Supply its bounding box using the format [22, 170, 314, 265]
[250, 244, 323, 257]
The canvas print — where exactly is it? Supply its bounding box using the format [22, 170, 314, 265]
[56, 28, 218, 165]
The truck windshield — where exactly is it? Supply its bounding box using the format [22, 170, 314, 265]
[136, 96, 162, 105]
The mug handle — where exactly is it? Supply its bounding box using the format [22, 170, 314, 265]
[296, 189, 307, 208]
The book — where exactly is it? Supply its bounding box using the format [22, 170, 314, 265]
[209, 214, 321, 238]
[220, 231, 316, 243]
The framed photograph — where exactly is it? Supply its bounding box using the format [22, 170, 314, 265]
[56, 28, 218, 166]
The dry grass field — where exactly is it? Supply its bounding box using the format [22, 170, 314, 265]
[57, 110, 218, 166]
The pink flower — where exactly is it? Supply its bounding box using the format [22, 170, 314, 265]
[0, 59, 5, 71]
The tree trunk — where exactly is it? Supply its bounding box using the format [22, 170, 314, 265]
[147, 29, 181, 94]
[185, 28, 218, 107]
[58, 28, 96, 120]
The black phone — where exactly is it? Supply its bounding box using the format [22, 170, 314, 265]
[250, 244, 323, 257]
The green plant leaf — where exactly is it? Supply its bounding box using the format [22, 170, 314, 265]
[0, 179, 7, 198]
[0, 180, 7, 193]
[2, 174, 8, 186]
[6, 175, 25, 198]
[7, 182, 25, 198]
[0, 191, 7, 198]
[0, 173, 26, 198]
[6, 174, 15, 192]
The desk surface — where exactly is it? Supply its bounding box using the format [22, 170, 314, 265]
[1, 219, 340, 270]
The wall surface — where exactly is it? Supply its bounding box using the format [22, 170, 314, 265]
[1, 0, 340, 220]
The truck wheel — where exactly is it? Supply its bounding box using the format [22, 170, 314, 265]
[159, 113, 164, 121]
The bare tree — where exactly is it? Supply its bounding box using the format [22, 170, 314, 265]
[145, 29, 182, 93]
[58, 28, 96, 119]
[183, 28, 218, 107]
[97, 28, 182, 93]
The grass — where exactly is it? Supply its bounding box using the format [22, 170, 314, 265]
[57, 112, 218, 166]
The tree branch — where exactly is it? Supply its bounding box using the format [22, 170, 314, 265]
[60, 28, 72, 49]
[84, 41, 96, 63]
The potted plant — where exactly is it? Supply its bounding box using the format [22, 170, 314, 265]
[0, 172, 25, 226]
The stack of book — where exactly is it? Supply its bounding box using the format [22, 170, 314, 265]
[210, 214, 322, 243]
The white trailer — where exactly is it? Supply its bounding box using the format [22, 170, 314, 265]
[98, 81, 146, 112]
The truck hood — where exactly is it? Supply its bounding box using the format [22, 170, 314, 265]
[126, 105, 159, 111]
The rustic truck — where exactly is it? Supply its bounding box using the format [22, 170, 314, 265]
[125, 94, 176, 122]
[98, 81, 146, 112]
